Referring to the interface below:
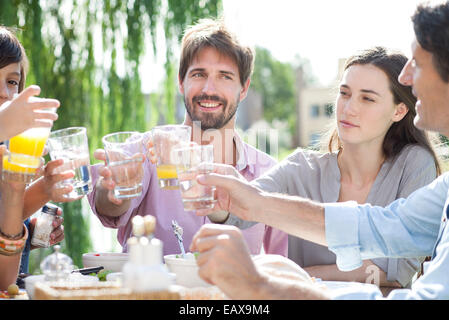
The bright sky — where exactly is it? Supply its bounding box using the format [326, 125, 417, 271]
[221, 0, 435, 86]
[98, 0, 444, 253]
[140, 0, 442, 92]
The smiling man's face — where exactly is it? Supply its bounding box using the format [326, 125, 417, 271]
[180, 46, 250, 131]
[399, 38, 449, 136]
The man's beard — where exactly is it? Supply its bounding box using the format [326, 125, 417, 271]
[184, 94, 239, 130]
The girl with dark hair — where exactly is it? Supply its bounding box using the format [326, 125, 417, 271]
[0, 27, 71, 290]
[0, 27, 58, 142]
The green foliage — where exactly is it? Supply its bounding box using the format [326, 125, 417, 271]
[0, 0, 221, 273]
[251, 47, 297, 141]
[60, 201, 91, 269]
[251, 47, 318, 148]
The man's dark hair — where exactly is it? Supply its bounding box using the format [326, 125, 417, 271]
[412, 1, 449, 82]
[179, 18, 254, 87]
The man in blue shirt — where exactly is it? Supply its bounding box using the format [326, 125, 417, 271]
[190, 1, 449, 299]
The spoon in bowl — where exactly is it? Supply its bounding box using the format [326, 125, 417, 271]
[171, 219, 186, 259]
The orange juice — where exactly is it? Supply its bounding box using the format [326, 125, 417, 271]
[9, 127, 49, 156]
[156, 164, 178, 180]
[2, 153, 42, 174]
[3, 128, 49, 174]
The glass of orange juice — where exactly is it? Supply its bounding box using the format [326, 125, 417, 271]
[2, 126, 49, 183]
[150, 125, 191, 190]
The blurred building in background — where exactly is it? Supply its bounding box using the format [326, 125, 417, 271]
[295, 58, 346, 148]
[236, 89, 264, 131]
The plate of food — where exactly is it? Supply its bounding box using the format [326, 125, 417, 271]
[0, 284, 28, 300]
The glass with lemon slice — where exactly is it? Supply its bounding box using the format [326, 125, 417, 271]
[151, 125, 191, 190]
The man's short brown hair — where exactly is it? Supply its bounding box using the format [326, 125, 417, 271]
[178, 18, 254, 86]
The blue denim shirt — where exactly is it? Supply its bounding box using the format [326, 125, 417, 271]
[19, 218, 32, 274]
[324, 173, 449, 299]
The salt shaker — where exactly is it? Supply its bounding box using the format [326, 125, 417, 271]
[123, 216, 145, 290]
[31, 203, 59, 248]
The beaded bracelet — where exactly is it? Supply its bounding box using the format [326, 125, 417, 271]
[0, 224, 28, 256]
[0, 225, 24, 240]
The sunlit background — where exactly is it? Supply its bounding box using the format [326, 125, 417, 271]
[92, 0, 438, 254]
[142, 0, 426, 91]
[3, 0, 443, 272]
[89, 0, 447, 253]
[222, 0, 419, 86]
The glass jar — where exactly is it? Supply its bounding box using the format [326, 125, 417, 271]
[30, 203, 59, 248]
[40, 245, 73, 281]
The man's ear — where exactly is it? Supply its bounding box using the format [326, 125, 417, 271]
[239, 78, 251, 102]
[392, 102, 409, 122]
[178, 74, 185, 95]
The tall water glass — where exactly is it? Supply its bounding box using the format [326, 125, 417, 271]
[151, 125, 191, 190]
[102, 131, 144, 199]
[173, 144, 215, 211]
[47, 127, 92, 199]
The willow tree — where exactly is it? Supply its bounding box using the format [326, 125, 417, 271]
[0, 0, 221, 270]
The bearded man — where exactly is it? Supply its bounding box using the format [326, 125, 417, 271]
[87, 18, 287, 258]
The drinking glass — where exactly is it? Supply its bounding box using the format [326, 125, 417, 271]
[173, 144, 215, 211]
[150, 125, 191, 190]
[47, 127, 92, 199]
[2, 111, 55, 184]
[102, 131, 144, 199]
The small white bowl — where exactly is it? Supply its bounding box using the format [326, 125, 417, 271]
[82, 252, 129, 272]
[163, 254, 210, 288]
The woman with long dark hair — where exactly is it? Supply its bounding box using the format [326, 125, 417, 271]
[275, 46, 441, 288]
